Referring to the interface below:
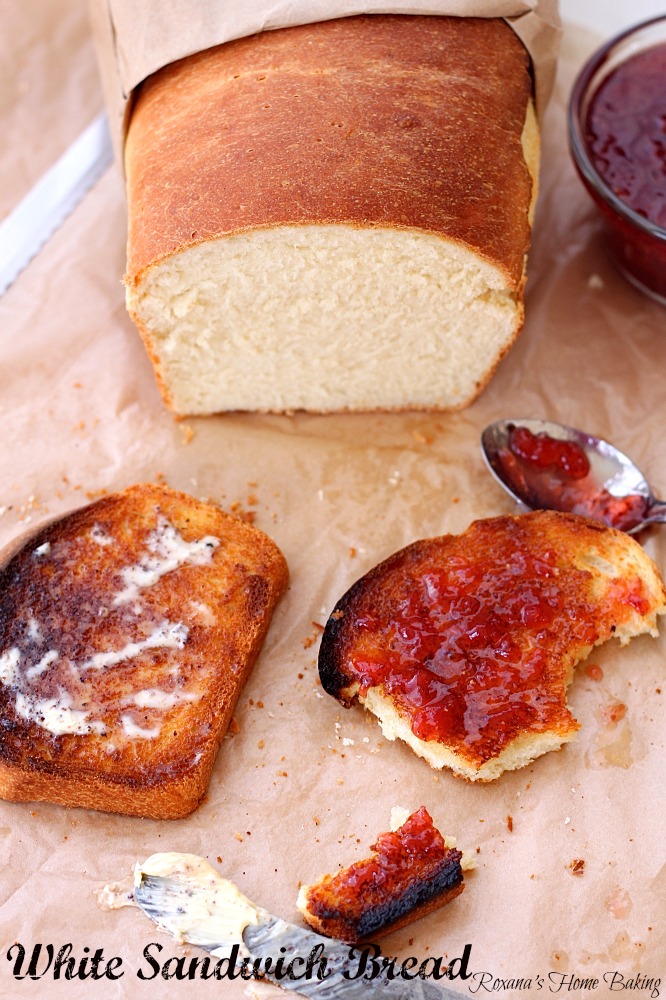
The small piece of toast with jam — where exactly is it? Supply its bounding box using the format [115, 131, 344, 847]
[297, 806, 472, 943]
[0, 484, 288, 818]
[318, 511, 665, 781]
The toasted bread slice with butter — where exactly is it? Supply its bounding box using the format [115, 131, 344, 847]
[0, 484, 288, 818]
[318, 512, 665, 781]
[297, 806, 471, 943]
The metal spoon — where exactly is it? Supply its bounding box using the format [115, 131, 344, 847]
[481, 418, 666, 534]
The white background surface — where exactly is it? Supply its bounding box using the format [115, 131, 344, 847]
[559, 0, 665, 36]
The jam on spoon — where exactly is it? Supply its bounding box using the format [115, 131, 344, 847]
[496, 426, 649, 532]
[482, 420, 661, 534]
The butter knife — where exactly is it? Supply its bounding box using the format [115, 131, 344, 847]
[132, 854, 466, 1000]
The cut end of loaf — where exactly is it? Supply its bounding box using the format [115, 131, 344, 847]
[127, 224, 523, 415]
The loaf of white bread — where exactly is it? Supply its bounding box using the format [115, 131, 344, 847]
[124, 15, 538, 415]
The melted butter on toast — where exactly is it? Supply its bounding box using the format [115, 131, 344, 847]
[0, 517, 212, 739]
[0, 483, 288, 818]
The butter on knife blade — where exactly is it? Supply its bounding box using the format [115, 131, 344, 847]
[102, 852, 467, 999]
[0, 112, 113, 297]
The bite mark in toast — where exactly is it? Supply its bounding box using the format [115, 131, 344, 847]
[318, 512, 665, 781]
[0, 484, 288, 818]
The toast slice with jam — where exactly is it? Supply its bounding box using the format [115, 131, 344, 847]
[0, 483, 288, 818]
[318, 511, 665, 781]
[297, 806, 471, 942]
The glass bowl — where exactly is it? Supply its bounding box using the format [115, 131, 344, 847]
[568, 16, 666, 305]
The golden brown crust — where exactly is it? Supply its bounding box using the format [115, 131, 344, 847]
[319, 512, 666, 779]
[125, 15, 534, 290]
[0, 484, 288, 819]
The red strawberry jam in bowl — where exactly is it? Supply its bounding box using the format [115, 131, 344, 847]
[568, 16, 666, 304]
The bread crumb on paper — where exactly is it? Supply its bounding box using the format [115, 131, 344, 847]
[303, 630, 319, 650]
[412, 429, 434, 445]
[229, 500, 256, 524]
